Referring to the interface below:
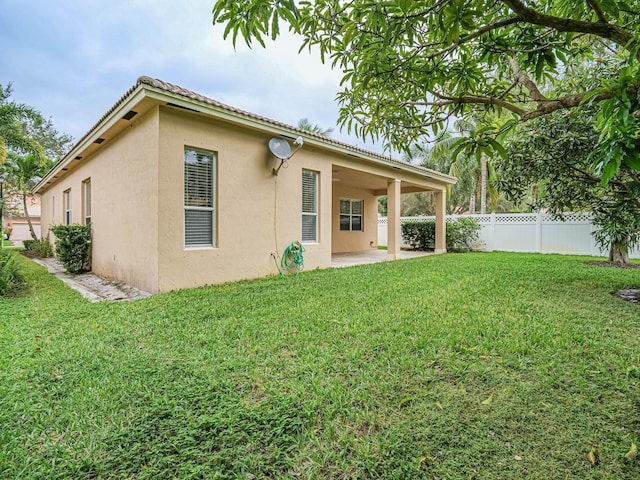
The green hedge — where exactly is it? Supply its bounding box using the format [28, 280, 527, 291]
[0, 250, 24, 296]
[51, 224, 92, 273]
[23, 238, 54, 258]
[401, 217, 481, 252]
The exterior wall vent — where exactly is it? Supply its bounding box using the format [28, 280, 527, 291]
[94, 138, 105, 144]
[122, 110, 138, 120]
[167, 102, 198, 113]
[74, 156, 83, 160]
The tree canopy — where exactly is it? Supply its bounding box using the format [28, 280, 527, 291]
[212, 0, 640, 180]
[0, 84, 47, 165]
[497, 104, 640, 264]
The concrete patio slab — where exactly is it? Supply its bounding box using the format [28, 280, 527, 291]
[331, 249, 434, 268]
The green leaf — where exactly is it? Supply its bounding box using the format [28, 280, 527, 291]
[399, 396, 417, 407]
[624, 442, 638, 460]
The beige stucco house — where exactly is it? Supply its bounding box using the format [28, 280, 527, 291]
[33, 77, 456, 293]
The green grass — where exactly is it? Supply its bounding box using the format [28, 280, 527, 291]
[1, 252, 639, 479]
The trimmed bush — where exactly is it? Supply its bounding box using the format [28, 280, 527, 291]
[51, 224, 92, 273]
[0, 250, 24, 296]
[401, 217, 481, 252]
[446, 217, 482, 252]
[23, 238, 54, 258]
[402, 220, 436, 250]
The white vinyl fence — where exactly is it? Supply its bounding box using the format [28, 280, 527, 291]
[378, 212, 640, 259]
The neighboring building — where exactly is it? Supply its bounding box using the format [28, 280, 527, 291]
[3, 194, 41, 242]
[33, 77, 456, 293]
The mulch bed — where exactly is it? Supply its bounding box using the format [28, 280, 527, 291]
[613, 289, 640, 305]
[585, 260, 640, 269]
[584, 261, 640, 305]
[18, 250, 40, 259]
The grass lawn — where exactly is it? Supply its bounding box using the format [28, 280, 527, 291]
[1, 252, 639, 479]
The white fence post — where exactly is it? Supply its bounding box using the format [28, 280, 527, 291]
[535, 212, 542, 253]
[490, 213, 496, 251]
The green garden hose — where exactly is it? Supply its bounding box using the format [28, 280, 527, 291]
[272, 240, 305, 275]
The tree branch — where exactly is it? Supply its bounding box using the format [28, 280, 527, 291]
[501, 0, 635, 51]
[423, 16, 522, 60]
[586, 0, 608, 22]
[520, 89, 615, 121]
[403, 87, 615, 124]
[508, 57, 547, 102]
[404, 93, 527, 116]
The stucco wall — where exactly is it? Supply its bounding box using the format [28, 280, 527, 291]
[155, 107, 332, 292]
[40, 108, 160, 293]
[331, 183, 378, 253]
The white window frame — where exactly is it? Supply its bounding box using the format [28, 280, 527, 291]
[63, 189, 71, 225]
[301, 169, 319, 243]
[339, 198, 363, 232]
[184, 147, 217, 248]
[83, 178, 91, 225]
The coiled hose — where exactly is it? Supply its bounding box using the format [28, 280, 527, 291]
[272, 240, 305, 275]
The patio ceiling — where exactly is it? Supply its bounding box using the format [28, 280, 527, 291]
[331, 165, 437, 196]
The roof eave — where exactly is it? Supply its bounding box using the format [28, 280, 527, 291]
[143, 86, 457, 186]
[33, 79, 457, 193]
[32, 85, 149, 194]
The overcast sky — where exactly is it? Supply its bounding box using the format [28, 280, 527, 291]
[1, 0, 384, 154]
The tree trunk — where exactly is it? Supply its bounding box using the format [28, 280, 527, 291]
[480, 152, 487, 214]
[23, 193, 38, 240]
[469, 188, 476, 214]
[608, 238, 630, 265]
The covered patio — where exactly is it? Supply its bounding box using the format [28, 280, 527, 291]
[330, 164, 453, 260]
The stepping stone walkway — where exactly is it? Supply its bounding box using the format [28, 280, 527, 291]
[31, 257, 151, 302]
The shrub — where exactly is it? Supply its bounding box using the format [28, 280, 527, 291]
[401, 217, 481, 252]
[23, 238, 54, 258]
[0, 250, 24, 296]
[446, 217, 482, 252]
[402, 221, 436, 250]
[51, 224, 92, 273]
[3, 227, 12, 240]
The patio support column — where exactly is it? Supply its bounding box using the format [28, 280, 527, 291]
[387, 178, 401, 260]
[435, 189, 447, 253]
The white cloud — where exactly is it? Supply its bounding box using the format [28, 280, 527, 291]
[0, 0, 385, 153]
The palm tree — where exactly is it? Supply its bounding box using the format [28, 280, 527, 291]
[3, 154, 53, 240]
[424, 119, 506, 214]
[0, 84, 46, 165]
[297, 118, 334, 137]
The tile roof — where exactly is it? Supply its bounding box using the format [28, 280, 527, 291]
[134, 76, 456, 182]
[36, 76, 456, 192]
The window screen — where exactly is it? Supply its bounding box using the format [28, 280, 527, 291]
[184, 148, 216, 247]
[302, 169, 318, 242]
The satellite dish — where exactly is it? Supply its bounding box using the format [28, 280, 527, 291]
[268, 138, 291, 160]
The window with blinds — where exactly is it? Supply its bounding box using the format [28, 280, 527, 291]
[301, 169, 318, 243]
[339, 198, 363, 231]
[184, 147, 216, 247]
[63, 189, 72, 225]
[83, 179, 91, 225]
